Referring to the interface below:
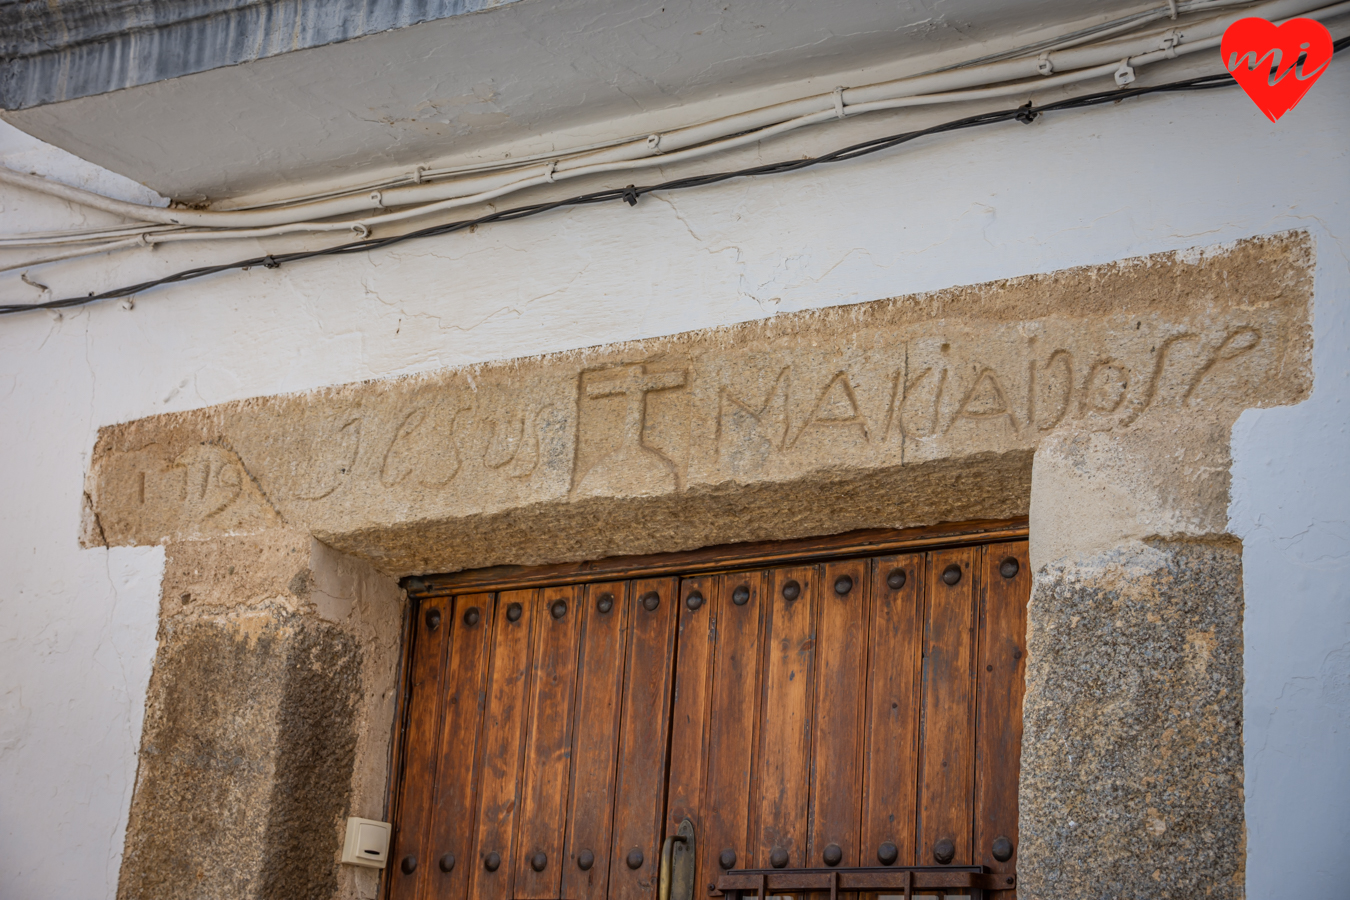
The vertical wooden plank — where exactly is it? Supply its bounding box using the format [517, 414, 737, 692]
[860, 553, 924, 869]
[388, 597, 451, 900]
[751, 564, 818, 870]
[514, 585, 584, 898]
[666, 576, 717, 896]
[421, 593, 494, 900]
[700, 571, 766, 884]
[975, 541, 1029, 889]
[608, 576, 679, 900]
[807, 558, 870, 868]
[917, 547, 978, 867]
[560, 582, 631, 900]
[468, 589, 537, 900]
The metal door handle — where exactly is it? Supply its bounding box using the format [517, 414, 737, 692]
[659, 817, 697, 900]
[658, 834, 686, 900]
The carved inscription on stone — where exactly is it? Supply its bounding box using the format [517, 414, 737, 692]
[85, 234, 1313, 547]
[573, 363, 690, 497]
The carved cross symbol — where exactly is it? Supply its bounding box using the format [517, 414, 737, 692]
[586, 365, 687, 447]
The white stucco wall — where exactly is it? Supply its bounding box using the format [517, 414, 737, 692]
[1, 63, 1346, 899]
[1231, 228, 1350, 894]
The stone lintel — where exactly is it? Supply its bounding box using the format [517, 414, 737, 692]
[86, 232, 1313, 576]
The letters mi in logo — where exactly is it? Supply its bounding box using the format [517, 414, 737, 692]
[1221, 17, 1333, 121]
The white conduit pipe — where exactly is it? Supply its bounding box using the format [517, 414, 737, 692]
[0, 237, 145, 273]
[0, 0, 1344, 242]
[0, 223, 181, 248]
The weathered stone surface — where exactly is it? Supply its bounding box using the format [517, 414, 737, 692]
[84, 232, 1312, 574]
[1019, 540, 1245, 899]
[117, 610, 361, 900]
[118, 536, 403, 900]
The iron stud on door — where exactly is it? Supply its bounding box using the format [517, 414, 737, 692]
[560, 580, 629, 900]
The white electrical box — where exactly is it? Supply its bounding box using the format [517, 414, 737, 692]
[341, 817, 391, 868]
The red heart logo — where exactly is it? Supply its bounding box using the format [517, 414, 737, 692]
[1222, 17, 1333, 121]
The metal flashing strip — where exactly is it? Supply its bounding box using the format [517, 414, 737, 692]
[0, 0, 529, 111]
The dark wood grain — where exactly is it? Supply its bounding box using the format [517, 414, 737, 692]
[387, 531, 1032, 900]
[381, 600, 419, 900]
[422, 592, 494, 900]
[412, 521, 1027, 595]
[388, 597, 450, 900]
[917, 548, 978, 867]
[975, 541, 1029, 892]
[468, 588, 537, 900]
[751, 564, 818, 870]
[666, 581, 717, 821]
[607, 577, 679, 900]
[666, 575, 717, 899]
[859, 553, 924, 871]
[700, 571, 767, 880]
[560, 581, 631, 900]
[807, 557, 870, 868]
[513, 584, 584, 899]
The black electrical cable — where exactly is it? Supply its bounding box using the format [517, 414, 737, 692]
[4, 43, 1345, 317]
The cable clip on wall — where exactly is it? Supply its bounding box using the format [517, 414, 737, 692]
[1160, 29, 1182, 58]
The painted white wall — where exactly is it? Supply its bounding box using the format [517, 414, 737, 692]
[1231, 232, 1350, 893]
[0, 62, 1346, 899]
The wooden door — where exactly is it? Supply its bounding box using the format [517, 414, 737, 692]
[667, 541, 1028, 897]
[387, 532, 1028, 900]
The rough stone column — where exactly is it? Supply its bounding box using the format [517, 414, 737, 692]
[1021, 424, 1247, 898]
[115, 532, 403, 900]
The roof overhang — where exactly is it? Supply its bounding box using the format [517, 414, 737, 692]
[2, 0, 1154, 202]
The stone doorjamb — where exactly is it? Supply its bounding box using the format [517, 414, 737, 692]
[94, 232, 1313, 900]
